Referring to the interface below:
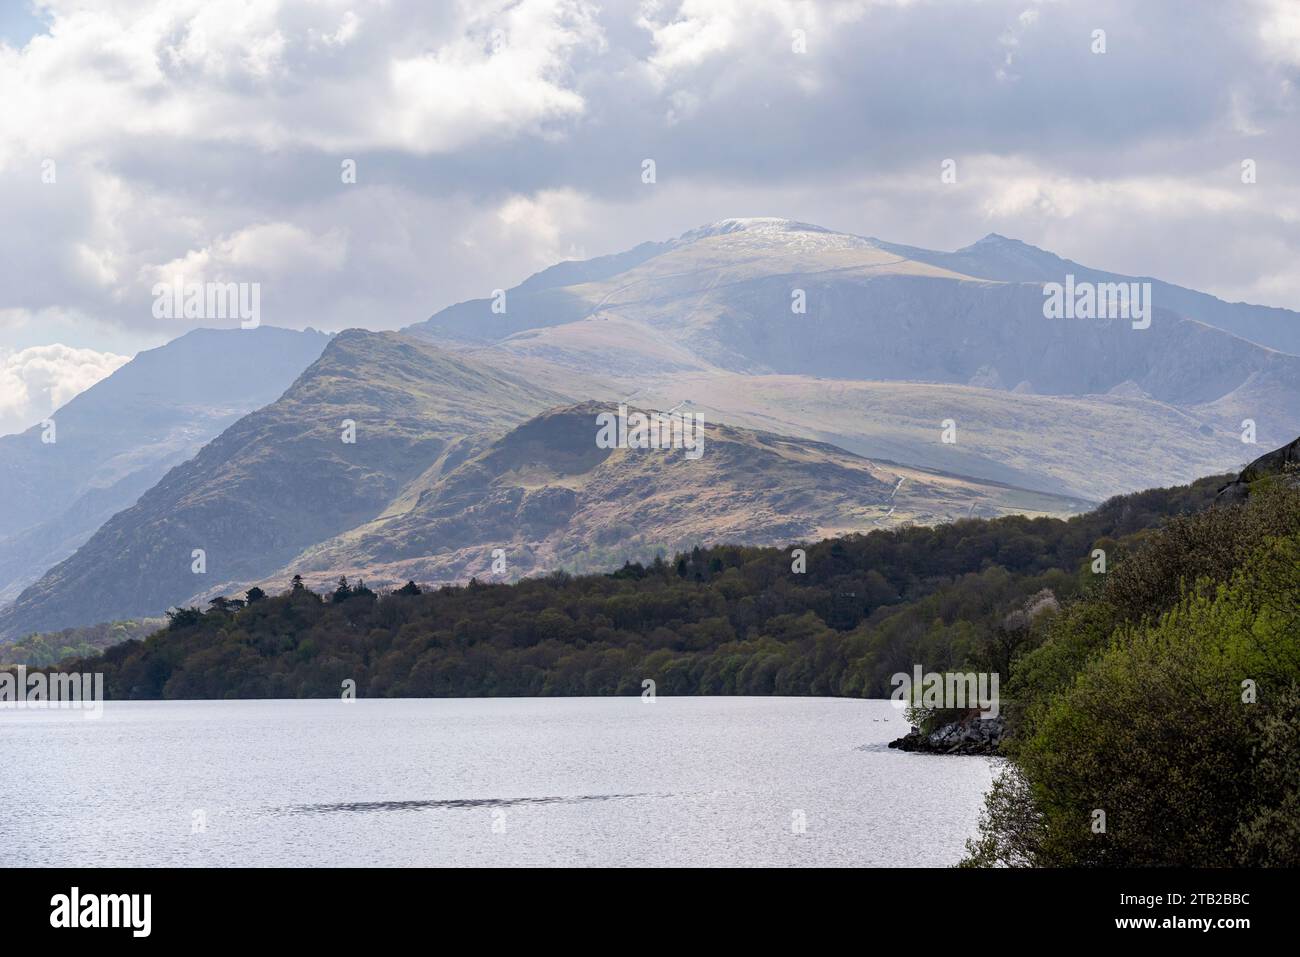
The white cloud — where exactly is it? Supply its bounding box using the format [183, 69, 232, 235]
[637, 0, 740, 74]
[972, 159, 1254, 220]
[150, 222, 349, 284]
[381, 1, 602, 153]
[311, 10, 360, 50]
[0, 0, 605, 162]
[636, 0, 878, 81]
[0, 343, 130, 436]
[1254, 0, 1300, 65]
[494, 189, 591, 268]
[2, 0, 1300, 353]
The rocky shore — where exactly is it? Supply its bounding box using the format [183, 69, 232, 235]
[888, 714, 1005, 755]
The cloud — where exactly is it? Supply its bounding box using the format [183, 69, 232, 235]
[1253, 0, 1300, 66]
[380, 1, 603, 154]
[636, 0, 885, 78]
[2, 0, 1300, 352]
[150, 222, 348, 283]
[0, 343, 130, 436]
[0, 0, 606, 162]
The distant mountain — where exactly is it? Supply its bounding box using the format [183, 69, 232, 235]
[0, 327, 330, 604]
[409, 219, 1300, 408]
[0, 331, 567, 639]
[257, 402, 1086, 593]
[10, 219, 1295, 636]
[406, 218, 1298, 498]
[874, 232, 1300, 356]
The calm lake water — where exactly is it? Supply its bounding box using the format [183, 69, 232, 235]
[1, 697, 996, 867]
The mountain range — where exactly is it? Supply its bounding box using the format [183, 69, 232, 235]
[0, 327, 329, 604]
[2, 218, 1298, 640]
[408, 218, 1298, 499]
[0, 331, 563, 636]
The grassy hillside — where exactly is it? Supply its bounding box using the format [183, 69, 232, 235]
[257, 402, 1085, 594]
[452, 351, 1252, 502]
[618, 372, 1247, 501]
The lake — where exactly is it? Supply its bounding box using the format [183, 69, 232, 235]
[0, 697, 996, 867]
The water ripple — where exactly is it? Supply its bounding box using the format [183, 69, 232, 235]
[279, 792, 656, 815]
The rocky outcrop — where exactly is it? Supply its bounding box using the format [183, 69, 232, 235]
[1216, 436, 1300, 504]
[889, 714, 1005, 755]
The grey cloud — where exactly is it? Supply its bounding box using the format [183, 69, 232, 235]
[3, 0, 1299, 352]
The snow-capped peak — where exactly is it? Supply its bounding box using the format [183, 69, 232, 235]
[672, 218, 878, 256]
[676, 218, 832, 242]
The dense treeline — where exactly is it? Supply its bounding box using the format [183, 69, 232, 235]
[57, 474, 1227, 700]
[964, 477, 1300, 867]
[1, 617, 164, 667]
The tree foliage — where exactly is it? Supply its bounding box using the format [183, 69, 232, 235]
[966, 481, 1300, 867]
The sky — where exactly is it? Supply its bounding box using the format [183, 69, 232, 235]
[1, 0, 1299, 434]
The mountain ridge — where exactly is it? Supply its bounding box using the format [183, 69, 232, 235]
[403, 218, 1298, 501]
[5, 219, 1296, 637]
[0, 330, 568, 639]
[249, 399, 1086, 595]
[0, 326, 331, 604]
